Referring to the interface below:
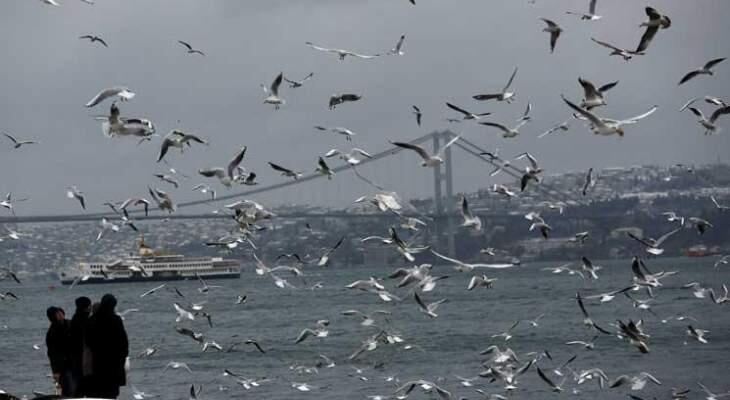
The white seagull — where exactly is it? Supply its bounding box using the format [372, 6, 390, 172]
[261, 72, 284, 109]
[539, 18, 562, 53]
[305, 41, 380, 60]
[473, 67, 519, 103]
[445, 102, 491, 120]
[563, 95, 657, 137]
[390, 134, 460, 167]
[566, 0, 601, 20]
[85, 86, 135, 108]
[679, 58, 726, 85]
[3, 133, 38, 149]
[578, 77, 618, 109]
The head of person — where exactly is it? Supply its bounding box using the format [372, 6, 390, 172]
[46, 306, 58, 323]
[75, 296, 92, 313]
[98, 293, 117, 315]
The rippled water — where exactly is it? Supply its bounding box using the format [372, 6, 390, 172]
[1, 257, 728, 400]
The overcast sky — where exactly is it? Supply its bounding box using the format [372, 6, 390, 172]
[1, 0, 729, 216]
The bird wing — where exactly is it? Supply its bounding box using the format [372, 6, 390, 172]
[270, 72, 283, 96]
[479, 122, 511, 134]
[227, 146, 247, 179]
[157, 138, 172, 162]
[198, 168, 226, 179]
[709, 106, 730, 124]
[446, 102, 472, 116]
[679, 70, 701, 85]
[305, 42, 333, 52]
[617, 105, 657, 125]
[503, 67, 518, 92]
[537, 367, 557, 389]
[704, 57, 726, 70]
[3, 133, 18, 143]
[578, 78, 601, 101]
[352, 148, 373, 158]
[540, 17, 558, 29]
[431, 249, 465, 267]
[268, 162, 294, 175]
[627, 232, 655, 248]
[391, 141, 431, 161]
[654, 227, 681, 245]
[413, 292, 429, 312]
[598, 81, 619, 93]
[178, 40, 193, 51]
[436, 134, 460, 156]
[591, 37, 622, 52]
[636, 26, 658, 53]
[562, 96, 604, 126]
[461, 196, 473, 219]
[688, 107, 706, 120]
[97, 38, 109, 47]
[317, 157, 330, 171]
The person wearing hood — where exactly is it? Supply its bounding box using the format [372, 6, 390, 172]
[86, 294, 129, 399]
[69, 296, 92, 397]
[45, 306, 74, 396]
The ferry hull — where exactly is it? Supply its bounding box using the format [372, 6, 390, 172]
[60, 272, 240, 286]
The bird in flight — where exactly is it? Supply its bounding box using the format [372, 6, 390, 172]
[178, 40, 205, 56]
[79, 35, 108, 47]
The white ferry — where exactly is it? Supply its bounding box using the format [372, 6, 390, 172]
[59, 238, 241, 285]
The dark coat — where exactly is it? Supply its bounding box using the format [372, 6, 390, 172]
[86, 300, 129, 388]
[69, 310, 90, 379]
[45, 320, 71, 374]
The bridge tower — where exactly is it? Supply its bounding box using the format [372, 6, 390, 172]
[432, 131, 457, 256]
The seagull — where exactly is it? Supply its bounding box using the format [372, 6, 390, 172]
[565, 335, 599, 349]
[97, 102, 156, 139]
[698, 382, 730, 400]
[591, 37, 639, 61]
[610, 372, 661, 390]
[473, 67, 518, 103]
[686, 106, 730, 135]
[192, 184, 216, 200]
[0, 193, 28, 215]
[539, 18, 562, 53]
[617, 319, 650, 353]
[341, 309, 391, 326]
[395, 380, 452, 400]
[178, 40, 205, 56]
[413, 292, 445, 318]
[713, 255, 729, 269]
[283, 72, 314, 88]
[390, 134, 460, 167]
[480, 119, 529, 139]
[687, 217, 713, 234]
[581, 168, 595, 195]
[581, 256, 601, 280]
[662, 211, 685, 226]
[627, 227, 681, 255]
[576, 293, 611, 334]
[493, 184, 515, 198]
[153, 174, 179, 188]
[163, 361, 192, 373]
[325, 148, 373, 166]
[148, 187, 176, 213]
[198, 146, 248, 186]
[467, 274, 498, 290]
[173, 303, 196, 323]
[563, 96, 657, 137]
[2, 132, 38, 149]
[329, 93, 362, 110]
[305, 41, 380, 60]
[314, 126, 356, 141]
[679, 58, 726, 85]
[85, 86, 135, 108]
[41, 0, 60, 6]
[261, 72, 284, 109]
[412, 105, 422, 126]
[538, 121, 570, 138]
[445, 102, 491, 120]
[157, 130, 207, 163]
[66, 186, 86, 210]
[636, 7, 671, 53]
[431, 249, 516, 272]
[686, 325, 709, 344]
[459, 196, 482, 231]
[578, 77, 618, 109]
[316, 236, 344, 266]
[268, 162, 302, 180]
[711, 196, 729, 211]
[96, 218, 120, 241]
[536, 367, 567, 392]
[295, 320, 330, 344]
[491, 320, 520, 341]
[566, 0, 601, 20]
[387, 35, 406, 55]
[120, 197, 151, 217]
[585, 287, 633, 303]
[79, 35, 108, 47]
[139, 283, 166, 298]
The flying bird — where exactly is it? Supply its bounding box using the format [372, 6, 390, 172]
[329, 93, 362, 110]
[157, 130, 208, 162]
[686, 106, 730, 135]
[566, 0, 601, 20]
[390, 134, 460, 167]
[445, 102, 491, 120]
[268, 162, 302, 180]
[79, 35, 108, 47]
[3, 133, 38, 149]
[578, 77, 618, 109]
[635, 7, 671, 53]
[412, 105, 422, 126]
[563, 95, 657, 137]
[305, 42, 380, 60]
[85, 86, 135, 108]
[66, 186, 86, 210]
[262, 72, 284, 109]
[591, 37, 639, 61]
[283, 72, 314, 88]
[473, 67, 518, 103]
[178, 40, 205, 56]
[679, 58, 726, 85]
[387, 35, 406, 56]
[539, 18, 562, 53]
[479, 120, 528, 139]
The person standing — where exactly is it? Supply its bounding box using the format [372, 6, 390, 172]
[69, 296, 92, 397]
[86, 294, 129, 399]
[45, 306, 74, 396]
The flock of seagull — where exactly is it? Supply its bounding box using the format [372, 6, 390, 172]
[1, 0, 729, 399]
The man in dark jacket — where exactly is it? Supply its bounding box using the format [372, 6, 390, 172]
[69, 296, 92, 397]
[86, 294, 129, 399]
[45, 306, 74, 396]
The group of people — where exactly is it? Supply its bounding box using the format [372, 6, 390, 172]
[45, 294, 129, 399]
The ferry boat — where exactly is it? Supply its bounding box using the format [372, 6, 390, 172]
[59, 238, 241, 285]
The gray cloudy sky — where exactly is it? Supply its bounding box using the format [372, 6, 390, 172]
[1, 0, 729, 215]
